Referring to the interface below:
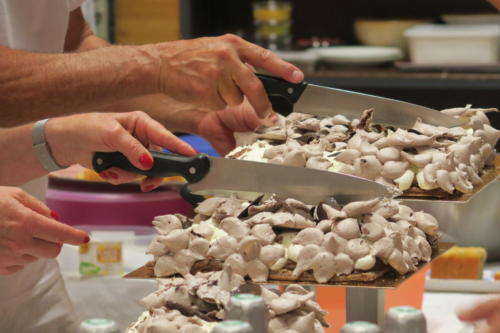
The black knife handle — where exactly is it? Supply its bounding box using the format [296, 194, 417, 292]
[257, 73, 308, 117]
[92, 150, 210, 183]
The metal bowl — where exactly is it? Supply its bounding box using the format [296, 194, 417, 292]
[403, 177, 500, 260]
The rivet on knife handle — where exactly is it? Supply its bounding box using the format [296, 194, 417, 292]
[257, 73, 308, 117]
[92, 150, 210, 183]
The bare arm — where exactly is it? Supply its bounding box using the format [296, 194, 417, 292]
[0, 44, 159, 126]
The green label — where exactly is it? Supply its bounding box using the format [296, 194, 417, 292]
[393, 306, 418, 313]
[347, 321, 377, 327]
[80, 262, 101, 275]
[220, 320, 248, 327]
[84, 318, 113, 326]
[233, 294, 260, 301]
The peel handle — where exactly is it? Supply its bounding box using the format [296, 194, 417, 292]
[92, 150, 210, 183]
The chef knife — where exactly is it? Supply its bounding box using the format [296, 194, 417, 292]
[257, 73, 463, 128]
[92, 150, 397, 204]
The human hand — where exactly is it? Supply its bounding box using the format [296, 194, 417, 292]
[45, 111, 197, 192]
[0, 186, 89, 275]
[196, 98, 278, 155]
[458, 297, 500, 333]
[148, 34, 303, 118]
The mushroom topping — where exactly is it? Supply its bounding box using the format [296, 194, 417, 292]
[373, 201, 399, 218]
[413, 119, 448, 137]
[363, 213, 388, 226]
[449, 170, 473, 194]
[306, 156, 333, 170]
[333, 253, 355, 275]
[347, 133, 365, 150]
[336, 149, 361, 164]
[242, 259, 268, 283]
[338, 163, 357, 176]
[416, 237, 433, 262]
[207, 236, 237, 260]
[355, 254, 376, 271]
[238, 236, 262, 261]
[388, 249, 410, 274]
[475, 124, 500, 147]
[160, 229, 190, 253]
[260, 244, 286, 268]
[296, 117, 321, 131]
[376, 147, 401, 163]
[293, 228, 324, 246]
[469, 111, 490, 130]
[293, 244, 322, 277]
[311, 251, 337, 283]
[316, 219, 333, 233]
[342, 198, 380, 218]
[359, 141, 378, 156]
[381, 160, 409, 180]
[394, 169, 415, 191]
[153, 215, 183, 235]
[189, 237, 210, 257]
[403, 236, 421, 260]
[172, 250, 198, 276]
[192, 220, 214, 239]
[422, 163, 439, 188]
[269, 296, 301, 315]
[194, 197, 224, 216]
[344, 238, 371, 260]
[333, 218, 361, 240]
[251, 224, 276, 245]
[154, 256, 177, 277]
[224, 253, 247, 276]
[449, 142, 473, 165]
[288, 312, 317, 333]
[282, 149, 307, 167]
[412, 211, 439, 236]
[436, 169, 455, 194]
[331, 114, 351, 125]
[393, 204, 414, 221]
[372, 237, 395, 263]
[263, 145, 286, 160]
[354, 155, 383, 180]
[322, 232, 347, 255]
[400, 151, 432, 168]
[147, 236, 168, 256]
[219, 217, 250, 240]
[460, 164, 482, 185]
[361, 223, 385, 242]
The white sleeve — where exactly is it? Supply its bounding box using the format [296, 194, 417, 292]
[67, 0, 86, 11]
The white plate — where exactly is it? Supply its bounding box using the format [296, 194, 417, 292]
[425, 269, 500, 293]
[316, 46, 403, 65]
[274, 49, 318, 71]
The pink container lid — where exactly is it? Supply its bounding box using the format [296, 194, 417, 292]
[46, 177, 193, 227]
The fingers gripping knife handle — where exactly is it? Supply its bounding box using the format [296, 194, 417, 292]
[92, 151, 210, 183]
[257, 73, 307, 117]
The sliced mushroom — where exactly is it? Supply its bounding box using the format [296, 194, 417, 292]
[159, 229, 190, 253]
[469, 111, 490, 130]
[219, 217, 250, 240]
[331, 114, 352, 126]
[251, 224, 276, 245]
[400, 151, 432, 168]
[416, 236, 432, 262]
[292, 244, 321, 277]
[354, 155, 383, 180]
[260, 244, 286, 268]
[194, 197, 224, 216]
[263, 145, 286, 160]
[388, 249, 410, 274]
[293, 228, 324, 246]
[282, 149, 307, 167]
[332, 253, 355, 275]
[354, 254, 376, 271]
[333, 218, 361, 240]
[246, 259, 269, 282]
[449, 170, 473, 194]
[189, 237, 210, 257]
[224, 253, 247, 276]
[460, 164, 482, 185]
[376, 147, 401, 163]
[393, 204, 414, 221]
[381, 160, 409, 180]
[311, 251, 337, 283]
[316, 219, 333, 233]
[288, 312, 317, 333]
[372, 237, 395, 263]
[344, 238, 371, 260]
[436, 169, 455, 194]
[335, 149, 361, 165]
[361, 222, 385, 242]
[152, 214, 183, 235]
[172, 249, 198, 276]
[449, 142, 473, 165]
[192, 220, 215, 239]
[359, 141, 378, 156]
[321, 232, 346, 255]
[394, 169, 415, 191]
[147, 236, 168, 256]
[269, 296, 301, 315]
[238, 236, 262, 261]
[306, 156, 333, 170]
[154, 255, 177, 277]
[373, 200, 400, 218]
[475, 124, 500, 147]
[413, 118, 448, 136]
[207, 235, 238, 260]
[412, 211, 439, 236]
[363, 213, 388, 226]
[342, 198, 380, 218]
[337, 163, 357, 176]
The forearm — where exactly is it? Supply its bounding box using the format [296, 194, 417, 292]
[0, 124, 47, 185]
[0, 44, 159, 127]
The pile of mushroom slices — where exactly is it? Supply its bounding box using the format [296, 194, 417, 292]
[147, 194, 439, 285]
[229, 105, 500, 195]
[127, 267, 329, 333]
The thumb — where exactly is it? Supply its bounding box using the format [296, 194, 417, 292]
[458, 299, 500, 322]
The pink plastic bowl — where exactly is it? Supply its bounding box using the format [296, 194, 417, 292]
[46, 177, 193, 227]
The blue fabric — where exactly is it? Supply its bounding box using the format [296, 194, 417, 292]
[178, 134, 219, 157]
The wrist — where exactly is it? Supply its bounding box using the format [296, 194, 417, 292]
[44, 118, 73, 167]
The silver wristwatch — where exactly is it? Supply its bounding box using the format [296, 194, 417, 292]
[32, 119, 64, 171]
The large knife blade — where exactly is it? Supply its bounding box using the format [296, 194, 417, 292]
[92, 151, 396, 204]
[258, 74, 463, 128]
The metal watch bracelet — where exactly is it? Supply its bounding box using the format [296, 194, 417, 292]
[32, 118, 64, 172]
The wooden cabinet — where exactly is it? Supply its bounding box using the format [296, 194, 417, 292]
[115, 0, 180, 45]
